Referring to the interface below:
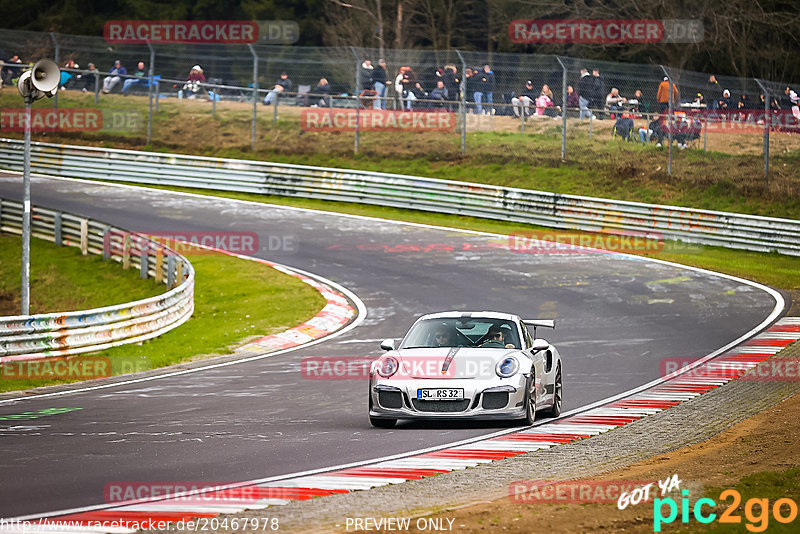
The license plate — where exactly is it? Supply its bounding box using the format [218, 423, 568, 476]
[417, 388, 464, 400]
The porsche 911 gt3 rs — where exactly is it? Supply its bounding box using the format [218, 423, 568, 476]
[368, 311, 563, 428]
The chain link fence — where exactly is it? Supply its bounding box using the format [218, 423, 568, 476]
[1, 29, 798, 176]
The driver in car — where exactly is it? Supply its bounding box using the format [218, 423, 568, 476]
[481, 325, 515, 348]
[433, 328, 455, 347]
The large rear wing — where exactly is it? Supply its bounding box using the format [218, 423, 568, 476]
[523, 319, 555, 340]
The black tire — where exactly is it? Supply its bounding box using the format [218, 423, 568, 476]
[542, 364, 562, 418]
[521, 372, 537, 425]
[370, 416, 397, 428]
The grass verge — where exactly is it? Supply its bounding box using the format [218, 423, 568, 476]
[0, 234, 326, 393]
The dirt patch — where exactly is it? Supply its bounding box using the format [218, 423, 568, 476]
[385, 389, 800, 534]
[0, 288, 18, 316]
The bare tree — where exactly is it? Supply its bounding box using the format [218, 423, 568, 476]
[327, 0, 387, 57]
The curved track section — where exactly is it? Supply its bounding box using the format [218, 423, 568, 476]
[0, 173, 783, 518]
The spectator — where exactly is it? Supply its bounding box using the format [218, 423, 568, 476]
[474, 64, 494, 115]
[372, 59, 387, 110]
[428, 79, 448, 108]
[309, 77, 331, 107]
[590, 68, 604, 115]
[605, 87, 627, 116]
[706, 75, 722, 110]
[566, 85, 579, 108]
[738, 93, 751, 111]
[720, 89, 734, 111]
[511, 80, 537, 118]
[122, 61, 146, 95]
[360, 60, 373, 91]
[784, 86, 800, 119]
[535, 85, 557, 117]
[656, 76, 679, 113]
[78, 63, 98, 92]
[643, 114, 668, 146]
[263, 71, 291, 105]
[182, 65, 206, 99]
[1, 55, 23, 88]
[102, 59, 126, 94]
[465, 67, 478, 113]
[629, 89, 647, 114]
[399, 70, 415, 109]
[404, 81, 427, 110]
[577, 68, 593, 119]
[442, 64, 459, 109]
[59, 60, 79, 90]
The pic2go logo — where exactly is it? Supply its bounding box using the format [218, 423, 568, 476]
[653, 489, 798, 532]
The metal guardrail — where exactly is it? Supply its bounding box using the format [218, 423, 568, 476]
[1, 137, 799, 256]
[0, 196, 195, 361]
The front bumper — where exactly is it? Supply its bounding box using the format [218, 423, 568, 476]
[369, 376, 528, 420]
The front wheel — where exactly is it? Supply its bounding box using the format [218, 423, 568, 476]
[370, 416, 397, 428]
[521, 372, 537, 425]
[541, 364, 562, 418]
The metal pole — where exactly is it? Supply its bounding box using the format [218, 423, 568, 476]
[661, 66, 673, 175]
[50, 33, 59, 110]
[755, 79, 770, 180]
[147, 43, 154, 146]
[589, 113, 593, 140]
[703, 114, 707, 151]
[94, 71, 99, 104]
[248, 44, 258, 151]
[21, 97, 32, 315]
[272, 88, 278, 125]
[351, 47, 360, 154]
[455, 50, 466, 155]
[556, 56, 567, 160]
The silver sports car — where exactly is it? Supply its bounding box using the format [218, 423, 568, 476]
[368, 311, 563, 428]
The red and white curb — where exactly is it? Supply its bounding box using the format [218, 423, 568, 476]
[4, 318, 798, 533]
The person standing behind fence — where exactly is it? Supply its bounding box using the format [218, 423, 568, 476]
[706, 75, 722, 110]
[372, 59, 387, 110]
[590, 68, 604, 116]
[442, 64, 459, 111]
[102, 59, 126, 93]
[474, 64, 495, 115]
[657, 76, 679, 113]
[577, 68, 593, 119]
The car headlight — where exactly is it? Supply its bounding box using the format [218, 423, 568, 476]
[496, 356, 519, 378]
[377, 356, 399, 378]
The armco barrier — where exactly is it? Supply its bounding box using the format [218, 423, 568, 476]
[0, 197, 194, 361]
[1, 138, 799, 255]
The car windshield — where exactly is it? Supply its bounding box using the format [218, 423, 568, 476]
[400, 318, 521, 349]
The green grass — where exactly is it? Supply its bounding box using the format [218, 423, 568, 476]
[672, 468, 800, 533]
[0, 234, 326, 392]
[0, 233, 163, 315]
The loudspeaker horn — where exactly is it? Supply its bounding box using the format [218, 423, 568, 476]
[17, 59, 60, 101]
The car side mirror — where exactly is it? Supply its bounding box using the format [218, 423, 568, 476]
[531, 339, 549, 352]
[380, 338, 396, 351]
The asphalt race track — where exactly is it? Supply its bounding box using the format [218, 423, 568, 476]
[0, 173, 782, 518]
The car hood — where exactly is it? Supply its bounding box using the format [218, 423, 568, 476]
[388, 347, 519, 379]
